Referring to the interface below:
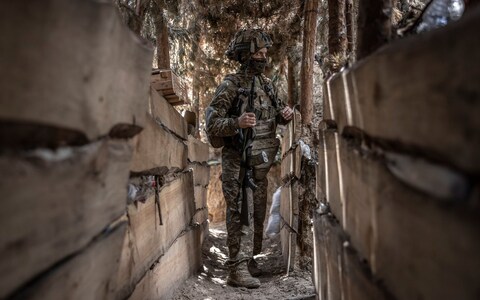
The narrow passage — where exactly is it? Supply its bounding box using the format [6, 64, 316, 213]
[172, 223, 315, 300]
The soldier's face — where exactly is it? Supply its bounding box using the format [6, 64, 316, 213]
[252, 48, 267, 60]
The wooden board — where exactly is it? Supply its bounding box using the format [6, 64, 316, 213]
[198, 219, 209, 246]
[280, 181, 299, 271]
[10, 222, 127, 300]
[281, 145, 302, 181]
[327, 68, 361, 134]
[130, 115, 187, 174]
[0, 0, 152, 140]
[189, 163, 210, 187]
[192, 208, 209, 225]
[111, 172, 195, 300]
[323, 74, 339, 122]
[312, 213, 387, 300]
[0, 139, 131, 298]
[194, 185, 208, 210]
[128, 227, 202, 300]
[312, 213, 328, 299]
[281, 109, 302, 157]
[323, 216, 343, 300]
[280, 181, 299, 219]
[187, 135, 210, 164]
[315, 136, 326, 204]
[329, 9, 480, 173]
[151, 69, 189, 106]
[14, 223, 127, 299]
[151, 69, 174, 91]
[324, 72, 345, 125]
[338, 138, 480, 300]
[280, 223, 296, 273]
[320, 129, 345, 227]
[338, 139, 377, 266]
[149, 87, 187, 140]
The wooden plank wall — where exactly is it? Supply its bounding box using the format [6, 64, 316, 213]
[187, 135, 211, 244]
[280, 109, 302, 271]
[114, 89, 210, 300]
[0, 0, 151, 297]
[0, 1, 210, 299]
[0, 1, 152, 142]
[111, 76, 210, 298]
[314, 8, 480, 300]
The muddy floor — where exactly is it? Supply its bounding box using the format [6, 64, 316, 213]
[171, 222, 315, 300]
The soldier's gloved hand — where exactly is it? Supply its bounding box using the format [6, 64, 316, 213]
[237, 112, 256, 128]
[281, 107, 294, 121]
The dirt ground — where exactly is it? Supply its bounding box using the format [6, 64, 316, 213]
[171, 222, 315, 300]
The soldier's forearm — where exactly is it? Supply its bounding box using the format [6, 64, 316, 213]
[208, 117, 240, 137]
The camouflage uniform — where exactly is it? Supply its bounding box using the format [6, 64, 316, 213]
[206, 72, 290, 263]
[206, 29, 291, 288]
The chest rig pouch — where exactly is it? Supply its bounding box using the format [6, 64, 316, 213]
[225, 74, 280, 180]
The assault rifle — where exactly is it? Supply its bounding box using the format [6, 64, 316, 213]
[239, 76, 258, 226]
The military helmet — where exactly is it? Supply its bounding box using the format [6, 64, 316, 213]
[225, 29, 273, 62]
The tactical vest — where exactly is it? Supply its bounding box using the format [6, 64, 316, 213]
[225, 74, 280, 180]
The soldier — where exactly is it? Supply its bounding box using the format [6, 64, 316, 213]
[205, 29, 293, 288]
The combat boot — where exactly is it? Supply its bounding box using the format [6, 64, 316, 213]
[227, 261, 261, 288]
[247, 258, 262, 277]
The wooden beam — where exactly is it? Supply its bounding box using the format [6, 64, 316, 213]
[318, 128, 345, 227]
[281, 181, 300, 219]
[189, 163, 210, 187]
[111, 171, 195, 300]
[281, 109, 302, 157]
[187, 136, 209, 164]
[312, 213, 388, 300]
[10, 222, 127, 300]
[149, 87, 187, 140]
[337, 138, 480, 300]
[130, 115, 187, 174]
[128, 227, 202, 300]
[0, 139, 131, 298]
[331, 8, 480, 173]
[0, 0, 152, 140]
[281, 145, 302, 181]
[316, 129, 328, 204]
[150, 70, 189, 106]
[194, 186, 208, 210]
[280, 181, 299, 272]
[192, 208, 209, 225]
[325, 71, 352, 130]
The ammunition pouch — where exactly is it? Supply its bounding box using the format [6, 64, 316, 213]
[250, 137, 280, 180]
[253, 119, 276, 139]
[248, 150, 269, 167]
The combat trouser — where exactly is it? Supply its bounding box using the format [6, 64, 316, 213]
[222, 147, 273, 262]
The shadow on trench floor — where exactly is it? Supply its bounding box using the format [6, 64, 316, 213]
[171, 222, 316, 300]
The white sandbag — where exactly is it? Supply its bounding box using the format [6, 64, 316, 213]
[265, 187, 282, 238]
